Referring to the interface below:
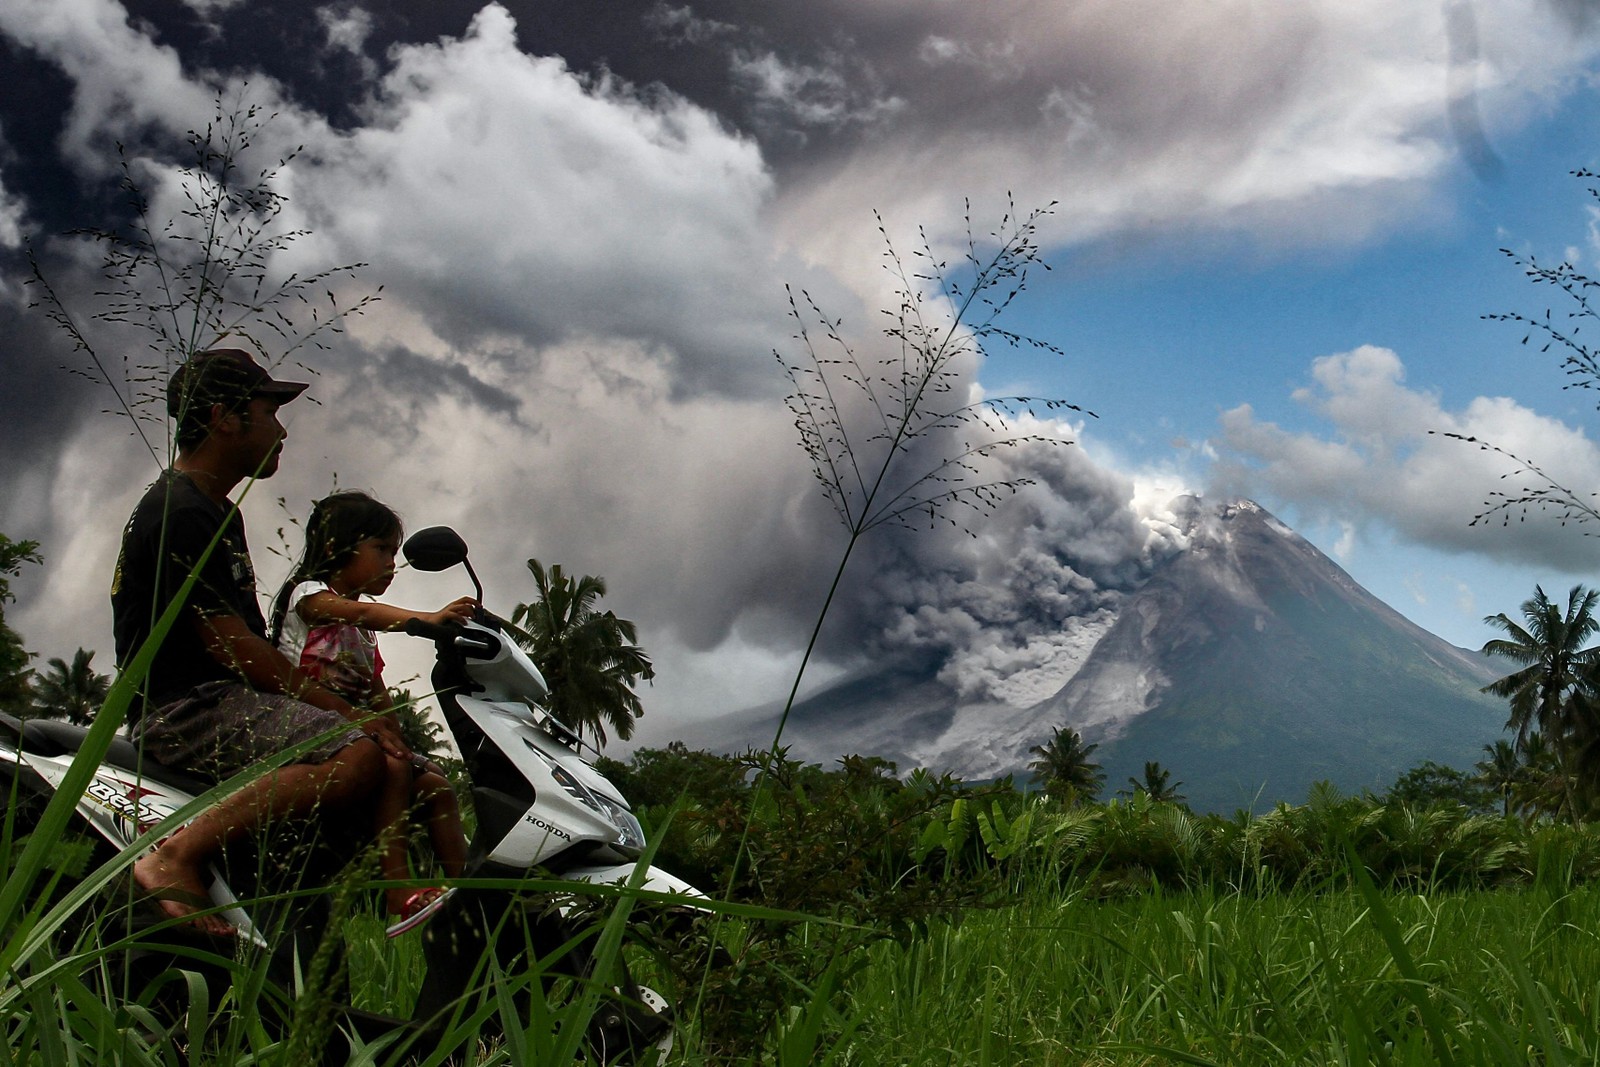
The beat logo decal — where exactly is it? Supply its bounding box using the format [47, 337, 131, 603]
[85, 777, 175, 840]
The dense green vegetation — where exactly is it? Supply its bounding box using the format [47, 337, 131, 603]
[15, 738, 1600, 1064]
[7, 556, 1600, 1062]
[841, 877, 1600, 1065]
[6, 507, 1598, 1062]
[0, 535, 43, 715]
[577, 743, 1600, 1062]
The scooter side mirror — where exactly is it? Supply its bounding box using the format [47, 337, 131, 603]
[403, 526, 470, 572]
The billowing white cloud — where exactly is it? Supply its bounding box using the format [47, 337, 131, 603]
[0, 0, 816, 726]
[0, 0, 221, 176]
[279, 6, 808, 396]
[1212, 344, 1600, 572]
[0, 1, 1167, 730]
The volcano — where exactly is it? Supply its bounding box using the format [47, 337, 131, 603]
[673, 499, 1508, 812]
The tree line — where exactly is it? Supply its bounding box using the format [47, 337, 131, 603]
[0, 534, 108, 724]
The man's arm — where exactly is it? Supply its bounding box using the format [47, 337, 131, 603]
[198, 613, 412, 759]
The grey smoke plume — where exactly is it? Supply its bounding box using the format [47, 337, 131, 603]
[814, 440, 1193, 707]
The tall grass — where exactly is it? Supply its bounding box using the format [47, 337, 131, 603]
[833, 873, 1600, 1065]
[51, 856, 1584, 1066]
[24, 753, 1600, 1065]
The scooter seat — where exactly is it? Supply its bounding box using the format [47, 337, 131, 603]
[8, 716, 215, 796]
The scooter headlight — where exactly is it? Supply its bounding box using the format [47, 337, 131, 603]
[592, 794, 647, 852]
[524, 741, 645, 850]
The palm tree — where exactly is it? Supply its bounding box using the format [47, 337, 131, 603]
[1481, 585, 1600, 819]
[30, 648, 110, 725]
[1027, 725, 1104, 805]
[387, 686, 449, 763]
[1482, 585, 1600, 746]
[0, 534, 41, 714]
[1566, 667, 1600, 806]
[1474, 739, 1523, 818]
[1513, 732, 1566, 821]
[510, 559, 654, 746]
[1122, 760, 1186, 804]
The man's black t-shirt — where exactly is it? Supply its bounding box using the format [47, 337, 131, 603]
[111, 470, 267, 714]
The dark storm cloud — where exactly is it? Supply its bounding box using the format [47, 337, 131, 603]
[342, 345, 525, 437]
[0, 299, 105, 534]
[2, 0, 1555, 249]
[10, 0, 1600, 246]
[0, 39, 85, 234]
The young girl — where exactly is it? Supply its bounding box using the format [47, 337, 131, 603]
[270, 491, 476, 918]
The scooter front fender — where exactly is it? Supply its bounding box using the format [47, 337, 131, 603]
[561, 863, 706, 906]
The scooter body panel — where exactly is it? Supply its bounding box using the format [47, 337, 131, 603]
[7, 747, 267, 942]
[16, 750, 186, 850]
[458, 694, 646, 869]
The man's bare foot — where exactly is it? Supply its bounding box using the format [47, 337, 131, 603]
[131, 849, 234, 937]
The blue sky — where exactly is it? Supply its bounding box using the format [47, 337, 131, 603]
[1024, 103, 1600, 434]
[4, 0, 1600, 729]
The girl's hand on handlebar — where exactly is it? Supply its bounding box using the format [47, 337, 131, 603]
[422, 597, 477, 626]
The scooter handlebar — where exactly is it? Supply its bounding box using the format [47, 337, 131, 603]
[403, 618, 460, 641]
[402, 619, 500, 659]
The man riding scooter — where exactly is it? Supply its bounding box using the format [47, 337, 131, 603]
[111, 348, 404, 934]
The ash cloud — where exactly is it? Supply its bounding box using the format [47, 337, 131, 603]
[812, 436, 1193, 707]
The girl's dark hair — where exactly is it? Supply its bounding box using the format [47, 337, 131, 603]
[269, 491, 403, 646]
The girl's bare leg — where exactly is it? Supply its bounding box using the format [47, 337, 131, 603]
[415, 770, 468, 878]
[375, 753, 415, 914]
